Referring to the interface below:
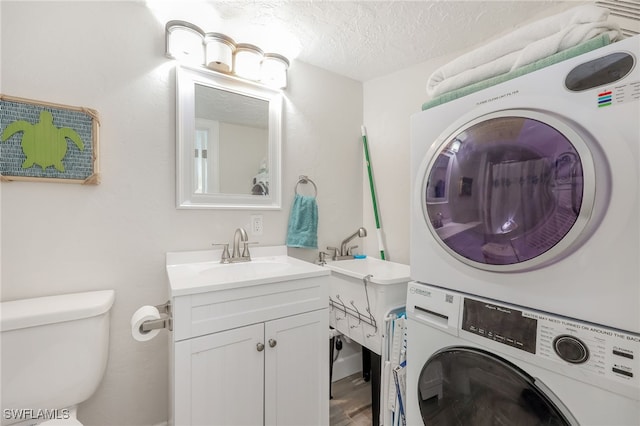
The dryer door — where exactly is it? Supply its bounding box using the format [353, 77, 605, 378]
[420, 110, 596, 272]
[417, 346, 577, 425]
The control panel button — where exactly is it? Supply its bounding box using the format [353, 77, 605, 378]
[612, 367, 634, 378]
[553, 335, 589, 364]
[613, 349, 634, 360]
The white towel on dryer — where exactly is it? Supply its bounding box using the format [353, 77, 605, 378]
[426, 5, 621, 98]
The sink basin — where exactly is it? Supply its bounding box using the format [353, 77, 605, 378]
[187, 257, 291, 277]
[324, 256, 410, 354]
[166, 245, 329, 296]
[325, 256, 410, 284]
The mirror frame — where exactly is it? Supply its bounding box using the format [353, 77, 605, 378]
[176, 65, 282, 209]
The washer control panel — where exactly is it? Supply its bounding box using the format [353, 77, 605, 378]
[524, 308, 640, 384]
[461, 296, 640, 389]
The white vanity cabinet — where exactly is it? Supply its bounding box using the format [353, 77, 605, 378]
[173, 308, 327, 425]
[174, 323, 265, 425]
[166, 247, 330, 426]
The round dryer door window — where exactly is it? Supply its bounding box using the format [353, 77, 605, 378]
[422, 110, 596, 271]
[417, 347, 576, 425]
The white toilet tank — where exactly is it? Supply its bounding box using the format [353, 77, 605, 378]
[1, 290, 115, 425]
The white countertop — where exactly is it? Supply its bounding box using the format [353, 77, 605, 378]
[325, 256, 410, 285]
[166, 245, 329, 297]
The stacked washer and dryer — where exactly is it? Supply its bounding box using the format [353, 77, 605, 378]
[407, 35, 640, 425]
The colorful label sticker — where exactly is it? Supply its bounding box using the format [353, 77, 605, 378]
[598, 81, 640, 108]
[597, 90, 612, 107]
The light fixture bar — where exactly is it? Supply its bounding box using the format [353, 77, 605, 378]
[165, 20, 289, 89]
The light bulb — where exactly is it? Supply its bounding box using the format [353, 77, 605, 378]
[205, 32, 235, 73]
[234, 43, 263, 81]
[165, 21, 205, 66]
[261, 53, 289, 89]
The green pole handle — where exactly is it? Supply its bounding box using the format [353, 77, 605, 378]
[361, 125, 386, 260]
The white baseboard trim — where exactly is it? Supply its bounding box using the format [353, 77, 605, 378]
[331, 351, 362, 382]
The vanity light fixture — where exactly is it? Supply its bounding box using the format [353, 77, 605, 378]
[261, 53, 290, 89]
[205, 32, 235, 73]
[165, 20, 289, 89]
[234, 43, 264, 81]
[165, 20, 205, 66]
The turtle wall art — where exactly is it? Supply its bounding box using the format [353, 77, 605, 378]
[0, 95, 100, 184]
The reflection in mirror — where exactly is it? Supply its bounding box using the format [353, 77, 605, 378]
[177, 65, 282, 209]
[194, 85, 269, 195]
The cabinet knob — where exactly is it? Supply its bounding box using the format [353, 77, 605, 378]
[268, 339, 277, 348]
[257, 342, 265, 352]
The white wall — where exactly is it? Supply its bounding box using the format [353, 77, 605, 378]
[0, 2, 362, 425]
[361, 54, 457, 265]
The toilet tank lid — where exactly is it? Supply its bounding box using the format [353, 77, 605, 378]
[1, 290, 115, 332]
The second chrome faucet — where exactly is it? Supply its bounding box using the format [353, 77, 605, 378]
[328, 227, 367, 260]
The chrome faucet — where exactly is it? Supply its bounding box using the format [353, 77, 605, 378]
[215, 227, 252, 263]
[328, 227, 367, 260]
[232, 227, 249, 259]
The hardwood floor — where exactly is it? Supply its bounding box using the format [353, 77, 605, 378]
[330, 373, 373, 426]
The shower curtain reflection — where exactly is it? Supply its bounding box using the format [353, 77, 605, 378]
[480, 158, 554, 263]
[485, 158, 553, 235]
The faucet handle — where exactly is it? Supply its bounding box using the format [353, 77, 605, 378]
[346, 245, 359, 256]
[242, 241, 258, 258]
[326, 246, 340, 260]
[212, 243, 231, 263]
[317, 251, 329, 266]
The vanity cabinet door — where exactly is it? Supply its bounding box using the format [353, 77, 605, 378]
[174, 323, 264, 426]
[264, 309, 329, 426]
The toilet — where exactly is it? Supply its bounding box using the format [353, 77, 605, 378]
[1, 290, 115, 426]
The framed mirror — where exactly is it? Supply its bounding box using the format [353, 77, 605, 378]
[176, 65, 282, 209]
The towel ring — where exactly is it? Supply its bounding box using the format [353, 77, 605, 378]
[295, 175, 317, 197]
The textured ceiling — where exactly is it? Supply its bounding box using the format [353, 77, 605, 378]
[154, 0, 580, 82]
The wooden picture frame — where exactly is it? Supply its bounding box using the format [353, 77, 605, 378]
[0, 94, 100, 184]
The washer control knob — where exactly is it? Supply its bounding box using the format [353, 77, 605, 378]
[553, 335, 589, 364]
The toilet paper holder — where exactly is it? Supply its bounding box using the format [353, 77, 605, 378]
[140, 301, 173, 332]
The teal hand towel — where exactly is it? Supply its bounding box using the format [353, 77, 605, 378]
[286, 194, 318, 249]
